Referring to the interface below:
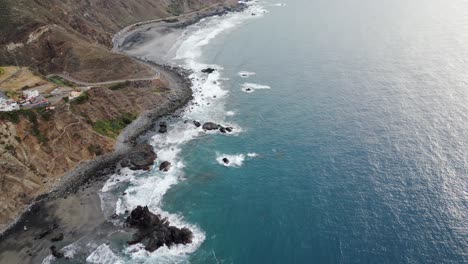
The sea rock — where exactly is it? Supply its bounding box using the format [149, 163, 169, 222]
[222, 158, 229, 164]
[158, 122, 167, 133]
[193, 121, 201, 127]
[50, 233, 64, 242]
[50, 246, 64, 259]
[159, 161, 171, 172]
[219, 127, 227, 133]
[226, 127, 233, 133]
[120, 144, 157, 171]
[202, 122, 219, 130]
[125, 206, 193, 252]
[201, 68, 216, 74]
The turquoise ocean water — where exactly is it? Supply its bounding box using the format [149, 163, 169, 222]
[57, 0, 468, 263]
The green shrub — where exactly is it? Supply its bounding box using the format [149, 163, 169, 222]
[0, 109, 48, 143]
[49, 76, 75, 87]
[87, 144, 103, 156]
[71, 91, 89, 105]
[109, 81, 130, 91]
[92, 112, 137, 139]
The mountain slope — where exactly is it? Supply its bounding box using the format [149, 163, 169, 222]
[0, 0, 234, 81]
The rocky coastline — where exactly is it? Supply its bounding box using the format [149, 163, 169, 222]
[0, 1, 249, 263]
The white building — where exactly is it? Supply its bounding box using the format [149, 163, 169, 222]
[23, 90, 39, 100]
[0, 98, 20, 112]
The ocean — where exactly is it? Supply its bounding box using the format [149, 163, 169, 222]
[64, 0, 468, 263]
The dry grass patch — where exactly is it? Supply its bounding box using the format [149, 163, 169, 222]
[0, 67, 48, 92]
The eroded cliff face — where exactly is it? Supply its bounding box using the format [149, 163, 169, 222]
[0, 79, 168, 230]
[0, 0, 235, 80]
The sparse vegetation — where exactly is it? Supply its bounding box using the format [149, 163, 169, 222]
[93, 112, 137, 139]
[49, 76, 75, 87]
[70, 91, 89, 105]
[0, 67, 5, 75]
[0, 109, 48, 143]
[108, 81, 130, 91]
[168, 0, 184, 15]
[5, 90, 20, 100]
[87, 144, 103, 156]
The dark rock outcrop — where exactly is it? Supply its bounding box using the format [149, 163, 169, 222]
[226, 127, 233, 133]
[219, 127, 227, 133]
[201, 68, 216, 74]
[50, 233, 64, 242]
[50, 246, 64, 259]
[193, 121, 201, 127]
[202, 122, 219, 130]
[158, 122, 168, 133]
[120, 144, 157, 171]
[34, 223, 58, 240]
[125, 206, 193, 252]
[222, 158, 229, 164]
[159, 161, 171, 172]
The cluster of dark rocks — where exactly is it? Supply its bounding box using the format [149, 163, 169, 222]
[201, 122, 233, 133]
[120, 144, 157, 171]
[125, 206, 193, 252]
[31, 222, 65, 259]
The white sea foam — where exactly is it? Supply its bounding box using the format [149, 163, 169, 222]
[41, 255, 54, 264]
[226, 110, 236, 116]
[273, 3, 286, 7]
[238, 71, 256, 78]
[216, 153, 246, 167]
[241, 82, 271, 93]
[247, 152, 259, 158]
[96, 2, 267, 263]
[86, 244, 124, 264]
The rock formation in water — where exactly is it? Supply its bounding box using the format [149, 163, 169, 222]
[159, 161, 172, 172]
[125, 206, 193, 252]
[203, 122, 219, 130]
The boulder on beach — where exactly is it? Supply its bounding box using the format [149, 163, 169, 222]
[201, 68, 216, 74]
[34, 223, 58, 240]
[50, 233, 64, 242]
[202, 122, 219, 130]
[193, 121, 201, 127]
[120, 144, 157, 171]
[125, 206, 193, 252]
[50, 246, 64, 259]
[158, 122, 167, 133]
[159, 161, 171, 172]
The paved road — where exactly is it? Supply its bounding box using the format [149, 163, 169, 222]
[47, 3, 223, 86]
[46, 70, 160, 87]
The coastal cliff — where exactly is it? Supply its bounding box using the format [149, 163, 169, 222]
[0, 0, 239, 233]
[0, 0, 237, 80]
[0, 78, 171, 230]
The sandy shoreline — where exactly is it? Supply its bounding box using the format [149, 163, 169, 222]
[0, 2, 247, 263]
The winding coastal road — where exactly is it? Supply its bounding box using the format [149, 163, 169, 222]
[47, 3, 225, 87]
[46, 71, 160, 87]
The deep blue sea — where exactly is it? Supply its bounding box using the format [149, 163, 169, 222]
[165, 0, 468, 263]
[77, 0, 468, 263]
